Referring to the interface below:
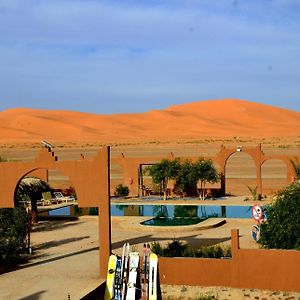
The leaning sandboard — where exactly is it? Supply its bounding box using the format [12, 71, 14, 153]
[149, 253, 158, 300]
[126, 252, 139, 300]
[121, 242, 130, 300]
[114, 256, 123, 300]
[140, 244, 147, 300]
[140, 243, 150, 300]
[104, 254, 118, 300]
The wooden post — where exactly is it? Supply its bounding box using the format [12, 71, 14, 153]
[99, 145, 111, 279]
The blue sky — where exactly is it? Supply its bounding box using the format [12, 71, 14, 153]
[0, 0, 299, 114]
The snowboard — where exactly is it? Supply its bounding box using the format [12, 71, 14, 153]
[104, 254, 118, 300]
[126, 252, 140, 300]
[148, 253, 158, 300]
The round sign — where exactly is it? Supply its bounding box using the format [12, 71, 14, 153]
[251, 224, 261, 242]
[252, 205, 263, 221]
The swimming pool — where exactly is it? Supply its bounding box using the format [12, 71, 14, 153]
[48, 204, 253, 219]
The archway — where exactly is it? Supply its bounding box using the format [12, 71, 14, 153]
[225, 151, 257, 196]
[262, 159, 288, 195]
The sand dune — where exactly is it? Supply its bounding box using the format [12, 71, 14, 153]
[0, 99, 299, 144]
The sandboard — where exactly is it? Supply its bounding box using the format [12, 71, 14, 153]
[121, 242, 130, 300]
[104, 254, 118, 300]
[114, 256, 123, 300]
[126, 252, 140, 300]
[140, 243, 150, 300]
[149, 253, 158, 300]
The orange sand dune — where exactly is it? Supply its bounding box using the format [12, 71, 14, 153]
[0, 99, 299, 144]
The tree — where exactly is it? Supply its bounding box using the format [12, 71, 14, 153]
[15, 177, 52, 223]
[174, 159, 198, 196]
[145, 159, 180, 200]
[259, 182, 300, 249]
[194, 158, 220, 200]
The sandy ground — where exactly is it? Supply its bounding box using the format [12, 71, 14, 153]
[0, 208, 299, 300]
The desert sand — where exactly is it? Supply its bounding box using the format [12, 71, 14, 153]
[1, 99, 300, 145]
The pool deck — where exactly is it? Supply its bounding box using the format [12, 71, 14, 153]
[111, 195, 273, 206]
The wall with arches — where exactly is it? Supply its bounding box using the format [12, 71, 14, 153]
[0, 145, 111, 279]
[112, 144, 299, 197]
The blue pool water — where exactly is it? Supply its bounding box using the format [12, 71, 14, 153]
[48, 204, 253, 219]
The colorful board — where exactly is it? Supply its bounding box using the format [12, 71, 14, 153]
[140, 243, 151, 300]
[126, 252, 140, 300]
[114, 256, 123, 300]
[104, 254, 117, 300]
[121, 242, 130, 300]
[149, 253, 158, 300]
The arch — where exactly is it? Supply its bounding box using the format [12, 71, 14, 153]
[225, 151, 257, 196]
[13, 168, 43, 207]
[261, 158, 289, 195]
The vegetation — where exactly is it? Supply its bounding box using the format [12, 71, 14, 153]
[0, 207, 29, 270]
[259, 182, 300, 249]
[290, 157, 300, 180]
[146, 158, 220, 199]
[194, 158, 220, 200]
[145, 158, 181, 200]
[115, 184, 129, 197]
[151, 239, 231, 258]
[15, 177, 51, 223]
[174, 160, 198, 196]
[246, 185, 263, 201]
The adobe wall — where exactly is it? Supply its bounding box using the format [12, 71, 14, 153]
[112, 144, 299, 197]
[158, 229, 300, 292]
[0, 146, 111, 279]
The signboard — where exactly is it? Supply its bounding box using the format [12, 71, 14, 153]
[252, 205, 263, 221]
[252, 225, 261, 242]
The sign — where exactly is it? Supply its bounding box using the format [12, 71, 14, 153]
[252, 205, 263, 221]
[251, 225, 261, 242]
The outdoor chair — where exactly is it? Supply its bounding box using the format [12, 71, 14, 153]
[39, 191, 59, 206]
[53, 191, 76, 203]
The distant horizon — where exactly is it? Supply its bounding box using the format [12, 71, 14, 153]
[1, 98, 300, 115]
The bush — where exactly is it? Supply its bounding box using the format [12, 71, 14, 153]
[259, 182, 300, 249]
[0, 207, 29, 269]
[151, 239, 231, 258]
[115, 184, 129, 197]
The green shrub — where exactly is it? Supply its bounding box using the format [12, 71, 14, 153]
[259, 182, 300, 249]
[0, 207, 29, 269]
[115, 184, 129, 197]
[151, 239, 231, 258]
